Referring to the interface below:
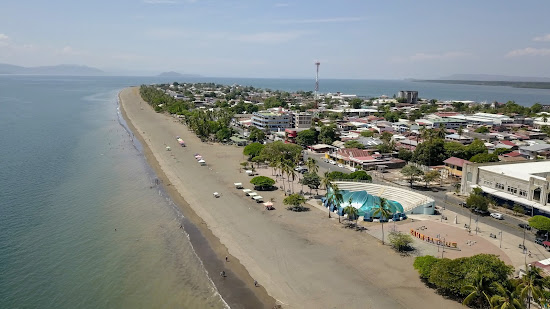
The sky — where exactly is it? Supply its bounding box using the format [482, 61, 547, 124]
[1, 0, 550, 79]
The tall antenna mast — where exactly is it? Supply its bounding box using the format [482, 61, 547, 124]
[314, 61, 320, 100]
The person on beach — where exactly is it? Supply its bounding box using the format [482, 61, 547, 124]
[225, 256, 228, 262]
[220, 271, 226, 277]
[254, 280, 258, 287]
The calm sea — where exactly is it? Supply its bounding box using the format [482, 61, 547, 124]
[1, 75, 550, 308]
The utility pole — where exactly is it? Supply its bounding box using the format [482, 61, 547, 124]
[441, 238, 445, 258]
[499, 230, 503, 248]
[475, 214, 479, 235]
[469, 212, 472, 235]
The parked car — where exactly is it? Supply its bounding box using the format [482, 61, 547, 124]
[299, 168, 308, 174]
[329, 160, 336, 165]
[535, 238, 545, 245]
[490, 213, 504, 220]
[519, 223, 532, 230]
[337, 164, 344, 168]
[472, 208, 490, 216]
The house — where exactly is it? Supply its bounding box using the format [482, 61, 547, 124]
[445, 134, 473, 144]
[443, 157, 471, 178]
[519, 144, 550, 159]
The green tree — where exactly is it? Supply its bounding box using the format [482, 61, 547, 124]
[444, 142, 467, 159]
[326, 184, 343, 219]
[350, 98, 363, 109]
[306, 158, 319, 175]
[283, 193, 308, 212]
[388, 231, 414, 253]
[422, 170, 441, 188]
[216, 127, 232, 142]
[494, 147, 513, 156]
[466, 139, 489, 159]
[360, 130, 374, 138]
[248, 126, 266, 142]
[513, 204, 526, 215]
[397, 148, 413, 162]
[296, 128, 318, 147]
[462, 272, 494, 308]
[344, 140, 365, 149]
[300, 172, 321, 195]
[475, 126, 490, 133]
[413, 255, 439, 279]
[373, 197, 392, 244]
[529, 215, 550, 232]
[380, 131, 393, 142]
[490, 281, 523, 309]
[318, 124, 337, 144]
[470, 153, 499, 163]
[400, 165, 424, 187]
[519, 266, 544, 309]
[343, 205, 359, 227]
[250, 176, 275, 190]
[413, 138, 447, 166]
[243, 142, 265, 160]
[466, 193, 489, 211]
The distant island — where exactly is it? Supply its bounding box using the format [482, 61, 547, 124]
[157, 71, 202, 78]
[0, 63, 104, 75]
[415, 79, 550, 90]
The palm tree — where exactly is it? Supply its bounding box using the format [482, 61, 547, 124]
[372, 197, 392, 244]
[326, 184, 343, 219]
[458, 125, 464, 138]
[462, 271, 494, 308]
[284, 160, 297, 194]
[306, 158, 319, 174]
[343, 202, 359, 228]
[321, 171, 332, 193]
[490, 281, 523, 309]
[519, 265, 544, 309]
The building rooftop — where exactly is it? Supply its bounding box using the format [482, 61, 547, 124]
[478, 161, 550, 181]
[444, 157, 471, 167]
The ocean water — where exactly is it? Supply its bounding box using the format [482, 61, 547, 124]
[0, 76, 227, 308]
[1, 75, 550, 308]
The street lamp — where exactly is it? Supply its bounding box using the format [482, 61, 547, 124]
[499, 230, 502, 248]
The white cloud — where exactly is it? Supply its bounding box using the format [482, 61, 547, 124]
[534, 34, 550, 42]
[392, 51, 471, 63]
[0, 33, 8, 40]
[234, 31, 310, 44]
[277, 17, 363, 24]
[506, 47, 550, 57]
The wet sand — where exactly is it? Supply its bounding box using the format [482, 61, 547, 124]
[119, 86, 462, 309]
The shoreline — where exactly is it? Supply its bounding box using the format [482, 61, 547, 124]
[118, 89, 277, 308]
[118, 86, 463, 309]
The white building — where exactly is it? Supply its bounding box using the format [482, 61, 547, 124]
[251, 111, 291, 131]
[461, 161, 550, 215]
[291, 112, 313, 128]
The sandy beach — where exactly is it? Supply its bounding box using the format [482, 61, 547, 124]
[119, 86, 462, 309]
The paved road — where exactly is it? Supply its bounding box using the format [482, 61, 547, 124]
[303, 151, 540, 244]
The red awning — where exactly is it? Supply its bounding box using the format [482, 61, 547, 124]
[543, 241, 550, 247]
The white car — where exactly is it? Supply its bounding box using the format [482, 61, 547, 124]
[337, 164, 344, 168]
[490, 213, 504, 220]
[329, 160, 336, 165]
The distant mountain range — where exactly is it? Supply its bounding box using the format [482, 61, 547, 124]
[157, 71, 202, 78]
[0, 63, 104, 75]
